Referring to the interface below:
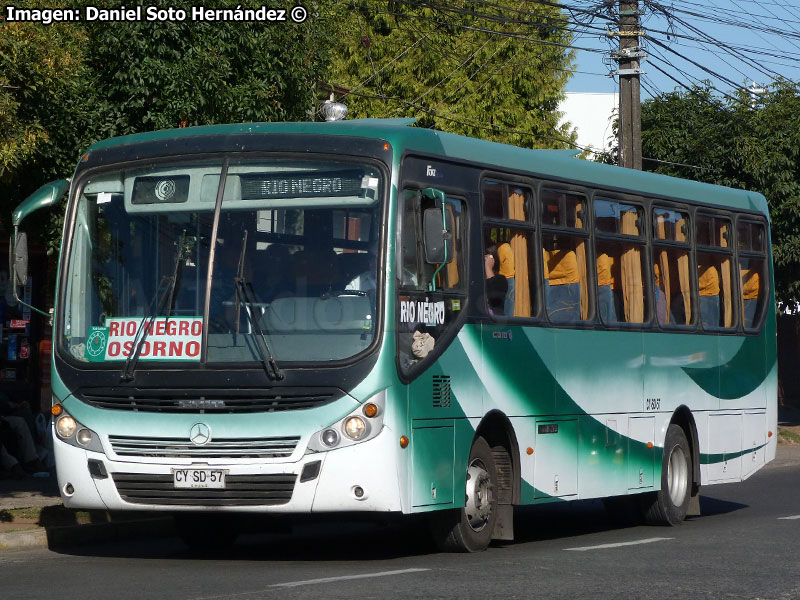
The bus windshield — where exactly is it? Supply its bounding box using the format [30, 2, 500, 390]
[61, 158, 383, 367]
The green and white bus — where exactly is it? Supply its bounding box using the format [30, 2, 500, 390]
[11, 119, 776, 551]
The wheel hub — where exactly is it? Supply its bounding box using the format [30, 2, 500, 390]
[465, 458, 494, 532]
[667, 444, 689, 506]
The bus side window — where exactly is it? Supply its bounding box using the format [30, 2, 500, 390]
[696, 214, 735, 330]
[399, 190, 421, 289]
[396, 190, 467, 377]
[737, 220, 768, 330]
[481, 181, 535, 319]
[541, 188, 590, 323]
[652, 208, 694, 327]
[594, 199, 649, 325]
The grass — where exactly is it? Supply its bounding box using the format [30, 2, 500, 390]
[779, 427, 800, 444]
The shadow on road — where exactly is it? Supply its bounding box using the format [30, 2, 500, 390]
[50, 492, 750, 561]
[697, 495, 748, 517]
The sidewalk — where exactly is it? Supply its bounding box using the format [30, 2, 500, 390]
[0, 473, 174, 550]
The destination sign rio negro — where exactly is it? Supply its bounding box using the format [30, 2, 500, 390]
[240, 169, 371, 200]
[84, 317, 203, 362]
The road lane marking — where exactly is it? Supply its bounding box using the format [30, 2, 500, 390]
[778, 515, 800, 520]
[270, 568, 431, 588]
[565, 537, 673, 551]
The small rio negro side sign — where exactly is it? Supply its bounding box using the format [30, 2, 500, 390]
[538, 424, 559, 435]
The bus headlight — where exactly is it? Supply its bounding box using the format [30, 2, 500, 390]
[76, 428, 94, 446]
[56, 415, 77, 438]
[344, 417, 368, 440]
[321, 429, 340, 447]
[52, 405, 104, 453]
[307, 390, 386, 453]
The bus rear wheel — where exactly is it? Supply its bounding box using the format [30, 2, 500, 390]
[430, 436, 498, 552]
[642, 424, 692, 525]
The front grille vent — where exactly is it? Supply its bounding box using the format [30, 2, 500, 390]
[77, 387, 343, 413]
[108, 435, 300, 459]
[432, 375, 451, 408]
[112, 473, 296, 506]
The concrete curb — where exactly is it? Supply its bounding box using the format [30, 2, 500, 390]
[0, 517, 174, 551]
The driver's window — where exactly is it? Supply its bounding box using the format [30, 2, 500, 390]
[398, 189, 465, 292]
[397, 189, 467, 377]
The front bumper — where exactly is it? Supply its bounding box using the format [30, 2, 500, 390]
[54, 426, 403, 513]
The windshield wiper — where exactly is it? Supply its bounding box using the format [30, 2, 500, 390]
[121, 230, 187, 382]
[234, 231, 284, 381]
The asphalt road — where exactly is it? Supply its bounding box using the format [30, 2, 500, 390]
[2, 460, 799, 600]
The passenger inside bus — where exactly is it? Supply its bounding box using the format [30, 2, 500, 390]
[543, 237, 581, 322]
[596, 251, 620, 322]
[740, 264, 761, 327]
[698, 258, 721, 328]
[484, 243, 507, 316]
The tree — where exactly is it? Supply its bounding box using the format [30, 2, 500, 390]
[0, 0, 85, 186]
[0, 0, 340, 249]
[328, 0, 576, 149]
[639, 82, 800, 307]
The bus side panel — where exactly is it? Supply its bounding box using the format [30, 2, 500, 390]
[577, 414, 628, 498]
[405, 327, 482, 513]
[643, 332, 704, 415]
[481, 324, 556, 417]
[555, 329, 643, 417]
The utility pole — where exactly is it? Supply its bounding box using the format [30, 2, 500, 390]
[615, 0, 644, 170]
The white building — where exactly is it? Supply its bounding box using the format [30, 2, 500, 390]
[558, 92, 618, 156]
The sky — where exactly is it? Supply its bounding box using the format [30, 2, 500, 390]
[564, 0, 800, 99]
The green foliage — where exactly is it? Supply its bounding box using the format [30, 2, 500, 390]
[329, 0, 576, 149]
[0, 0, 85, 183]
[639, 82, 800, 306]
[0, 0, 338, 254]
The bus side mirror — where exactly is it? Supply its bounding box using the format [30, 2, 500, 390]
[12, 179, 69, 228]
[12, 231, 28, 286]
[423, 207, 453, 265]
[9, 179, 69, 318]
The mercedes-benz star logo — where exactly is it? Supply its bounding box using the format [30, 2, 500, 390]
[189, 423, 211, 446]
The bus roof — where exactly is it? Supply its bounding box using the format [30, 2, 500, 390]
[85, 118, 767, 215]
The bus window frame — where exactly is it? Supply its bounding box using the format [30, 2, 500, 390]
[539, 185, 594, 327]
[395, 182, 471, 383]
[480, 178, 538, 322]
[592, 195, 652, 328]
[56, 150, 392, 373]
[651, 202, 697, 331]
[694, 209, 739, 333]
[734, 214, 770, 333]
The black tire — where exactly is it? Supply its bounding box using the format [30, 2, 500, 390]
[641, 424, 692, 525]
[174, 513, 239, 550]
[430, 436, 498, 552]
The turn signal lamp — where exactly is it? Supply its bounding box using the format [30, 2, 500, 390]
[363, 403, 379, 418]
[768, 431, 773, 438]
[647, 442, 654, 449]
[400, 436, 409, 449]
[51, 404, 63, 416]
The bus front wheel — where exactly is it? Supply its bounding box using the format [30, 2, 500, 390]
[430, 436, 498, 552]
[642, 424, 692, 525]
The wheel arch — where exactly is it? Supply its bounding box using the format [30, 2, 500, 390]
[475, 409, 521, 505]
[670, 405, 701, 494]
